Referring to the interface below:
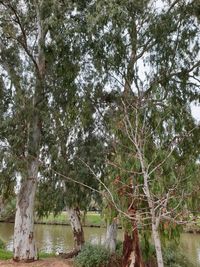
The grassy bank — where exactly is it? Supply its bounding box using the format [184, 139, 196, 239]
[0, 249, 12, 260]
[0, 249, 55, 260]
[36, 211, 103, 227]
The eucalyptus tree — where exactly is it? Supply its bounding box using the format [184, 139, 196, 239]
[109, 95, 200, 267]
[0, 0, 49, 260]
[32, 0, 111, 253]
[84, 0, 200, 266]
[0, 0, 87, 261]
[36, 91, 107, 253]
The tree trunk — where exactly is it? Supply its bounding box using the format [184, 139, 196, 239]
[0, 197, 5, 218]
[123, 229, 144, 267]
[152, 223, 164, 267]
[123, 207, 144, 267]
[142, 169, 164, 267]
[6, 1, 45, 262]
[82, 210, 87, 227]
[105, 220, 118, 253]
[13, 160, 38, 262]
[67, 207, 85, 251]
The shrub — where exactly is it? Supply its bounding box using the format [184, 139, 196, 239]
[74, 243, 110, 267]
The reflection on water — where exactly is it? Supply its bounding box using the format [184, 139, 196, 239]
[0, 223, 200, 266]
[0, 223, 109, 253]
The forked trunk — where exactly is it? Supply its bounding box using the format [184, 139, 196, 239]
[13, 160, 38, 262]
[105, 220, 118, 253]
[152, 223, 164, 267]
[67, 207, 84, 251]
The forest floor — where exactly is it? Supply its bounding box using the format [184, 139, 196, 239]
[0, 258, 73, 267]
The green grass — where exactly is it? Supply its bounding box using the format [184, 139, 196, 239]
[37, 212, 67, 224]
[37, 211, 103, 227]
[0, 249, 55, 260]
[0, 249, 12, 260]
[39, 252, 55, 258]
[85, 212, 103, 226]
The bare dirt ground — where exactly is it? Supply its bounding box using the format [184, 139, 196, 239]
[0, 258, 73, 267]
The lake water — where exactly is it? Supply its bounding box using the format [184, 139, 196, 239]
[0, 223, 199, 266]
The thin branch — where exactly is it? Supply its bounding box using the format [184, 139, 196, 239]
[148, 148, 174, 177]
[51, 169, 101, 194]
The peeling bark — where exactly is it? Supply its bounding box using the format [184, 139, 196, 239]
[123, 208, 144, 267]
[13, 160, 38, 262]
[105, 220, 118, 253]
[123, 229, 144, 267]
[67, 207, 85, 251]
[12, 1, 46, 262]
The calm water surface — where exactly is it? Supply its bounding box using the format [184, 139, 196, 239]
[0, 223, 199, 266]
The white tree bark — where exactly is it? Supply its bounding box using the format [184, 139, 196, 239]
[12, 1, 47, 261]
[13, 160, 38, 261]
[67, 207, 84, 251]
[105, 220, 117, 253]
[141, 166, 164, 267]
[152, 222, 164, 267]
[144, 176, 164, 267]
